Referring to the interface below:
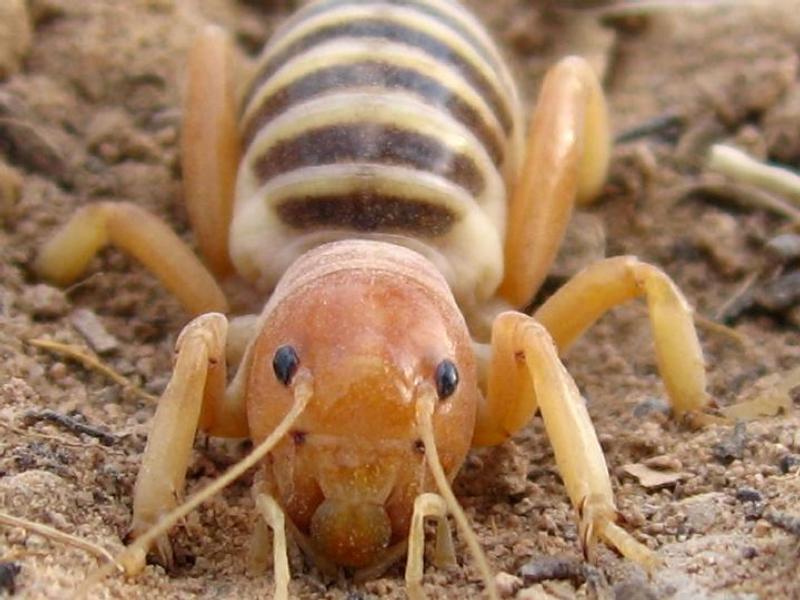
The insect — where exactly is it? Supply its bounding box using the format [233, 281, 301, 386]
[35, 0, 709, 597]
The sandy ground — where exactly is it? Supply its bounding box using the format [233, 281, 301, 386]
[1, 0, 799, 598]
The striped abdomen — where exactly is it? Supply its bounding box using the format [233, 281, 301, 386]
[229, 0, 523, 309]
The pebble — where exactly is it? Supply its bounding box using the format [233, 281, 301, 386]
[752, 520, 771, 537]
[519, 556, 583, 584]
[0, 0, 31, 79]
[778, 454, 800, 474]
[735, 487, 763, 503]
[0, 562, 21, 595]
[712, 422, 747, 464]
[765, 233, 800, 263]
[70, 308, 119, 354]
[632, 397, 671, 418]
[21, 283, 69, 318]
[495, 572, 523, 598]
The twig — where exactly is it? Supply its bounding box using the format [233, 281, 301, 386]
[0, 512, 121, 570]
[708, 144, 800, 206]
[666, 177, 800, 223]
[22, 410, 117, 447]
[28, 338, 157, 403]
[713, 269, 761, 322]
[615, 113, 683, 144]
[693, 313, 750, 346]
[0, 420, 90, 450]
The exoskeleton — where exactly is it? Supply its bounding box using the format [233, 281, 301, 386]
[36, 1, 709, 598]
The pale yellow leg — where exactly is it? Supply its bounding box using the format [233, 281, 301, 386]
[182, 25, 241, 277]
[405, 493, 457, 600]
[126, 312, 248, 569]
[254, 494, 290, 600]
[112, 367, 312, 586]
[473, 312, 656, 569]
[35, 201, 228, 316]
[500, 56, 610, 307]
[533, 256, 708, 415]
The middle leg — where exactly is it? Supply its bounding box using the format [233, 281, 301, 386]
[533, 256, 708, 415]
[473, 311, 656, 568]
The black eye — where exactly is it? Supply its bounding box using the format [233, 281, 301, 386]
[273, 345, 299, 386]
[434, 359, 459, 400]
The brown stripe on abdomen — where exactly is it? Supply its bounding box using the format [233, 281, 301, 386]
[254, 123, 486, 195]
[243, 19, 512, 133]
[276, 192, 458, 235]
[284, 0, 505, 78]
[240, 61, 504, 165]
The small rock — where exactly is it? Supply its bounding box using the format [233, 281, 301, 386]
[495, 572, 523, 598]
[754, 271, 800, 312]
[70, 308, 119, 354]
[632, 397, 671, 418]
[0, 562, 20, 595]
[735, 487, 762, 503]
[752, 519, 771, 538]
[778, 454, 800, 474]
[712, 421, 747, 464]
[0, 0, 31, 79]
[742, 546, 758, 559]
[679, 492, 725, 534]
[519, 556, 584, 585]
[765, 234, 800, 263]
[21, 283, 69, 318]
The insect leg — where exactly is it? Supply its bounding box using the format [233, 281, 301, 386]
[533, 256, 708, 415]
[35, 201, 228, 315]
[404, 493, 456, 600]
[182, 25, 240, 277]
[474, 312, 656, 568]
[253, 493, 290, 600]
[499, 56, 610, 307]
[126, 312, 246, 571]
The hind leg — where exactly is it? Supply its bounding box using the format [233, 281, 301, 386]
[499, 56, 610, 307]
[182, 25, 241, 277]
[35, 202, 228, 315]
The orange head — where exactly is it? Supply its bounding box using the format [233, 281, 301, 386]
[245, 240, 478, 569]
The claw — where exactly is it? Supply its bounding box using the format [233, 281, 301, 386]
[578, 494, 659, 572]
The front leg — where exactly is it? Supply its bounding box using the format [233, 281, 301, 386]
[127, 312, 249, 568]
[473, 312, 656, 568]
